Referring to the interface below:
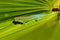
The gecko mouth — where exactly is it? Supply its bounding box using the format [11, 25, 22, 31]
[13, 21, 23, 24]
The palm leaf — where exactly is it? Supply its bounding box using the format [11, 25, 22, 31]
[0, 0, 60, 40]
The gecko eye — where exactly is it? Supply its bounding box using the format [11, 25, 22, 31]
[52, 8, 59, 11]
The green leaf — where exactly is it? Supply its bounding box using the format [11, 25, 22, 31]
[0, 0, 60, 40]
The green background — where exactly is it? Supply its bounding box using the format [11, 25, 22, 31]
[0, 0, 60, 40]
